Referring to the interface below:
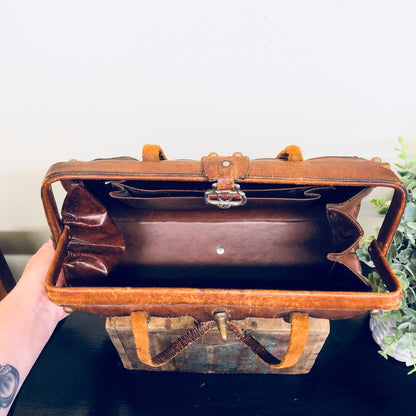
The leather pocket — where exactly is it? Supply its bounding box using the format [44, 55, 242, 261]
[108, 181, 338, 209]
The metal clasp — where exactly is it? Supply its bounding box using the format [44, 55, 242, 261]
[204, 183, 247, 209]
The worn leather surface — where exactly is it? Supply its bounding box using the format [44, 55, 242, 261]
[42, 147, 406, 322]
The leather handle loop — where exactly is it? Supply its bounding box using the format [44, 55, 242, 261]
[227, 312, 309, 369]
[131, 311, 216, 367]
[131, 311, 309, 369]
[276, 145, 304, 161]
[142, 145, 168, 162]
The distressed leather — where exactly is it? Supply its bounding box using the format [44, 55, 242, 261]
[42, 146, 406, 322]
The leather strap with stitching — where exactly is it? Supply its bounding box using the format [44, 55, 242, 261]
[131, 311, 217, 367]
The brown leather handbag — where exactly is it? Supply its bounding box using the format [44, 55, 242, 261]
[42, 145, 406, 369]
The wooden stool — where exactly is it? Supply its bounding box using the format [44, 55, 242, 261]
[106, 315, 329, 374]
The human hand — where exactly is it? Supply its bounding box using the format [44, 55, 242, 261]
[12, 240, 69, 326]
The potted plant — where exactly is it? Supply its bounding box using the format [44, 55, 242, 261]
[357, 137, 416, 374]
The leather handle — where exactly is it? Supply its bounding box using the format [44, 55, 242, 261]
[227, 312, 309, 369]
[277, 145, 303, 161]
[131, 311, 309, 369]
[142, 145, 168, 162]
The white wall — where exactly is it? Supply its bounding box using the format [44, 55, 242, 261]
[1, 1, 416, 277]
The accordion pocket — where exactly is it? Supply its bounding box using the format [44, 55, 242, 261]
[325, 187, 373, 286]
[61, 184, 125, 286]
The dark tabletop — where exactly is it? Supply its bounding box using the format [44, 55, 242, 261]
[10, 311, 414, 416]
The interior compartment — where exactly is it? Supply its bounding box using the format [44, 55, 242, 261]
[108, 180, 357, 209]
[60, 180, 372, 292]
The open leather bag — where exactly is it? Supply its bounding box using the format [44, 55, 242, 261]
[42, 145, 406, 369]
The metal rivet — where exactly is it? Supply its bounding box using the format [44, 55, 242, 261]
[63, 307, 74, 314]
[222, 160, 231, 168]
[233, 152, 243, 157]
[371, 157, 382, 163]
[216, 246, 225, 255]
[208, 152, 219, 157]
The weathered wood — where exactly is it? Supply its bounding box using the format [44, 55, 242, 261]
[106, 315, 329, 374]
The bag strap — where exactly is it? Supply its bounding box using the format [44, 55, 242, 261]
[130, 311, 309, 369]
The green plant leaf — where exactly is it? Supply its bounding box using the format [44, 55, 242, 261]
[378, 350, 389, 360]
[385, 334, 396, 344]
[393, 309, 403, 322]
[405, 203, 416, 222]
[396, 163, 408, 169]
[407, 366, 416, 375]
[399, 151, 410, 161]
[398, 334, 413, 350]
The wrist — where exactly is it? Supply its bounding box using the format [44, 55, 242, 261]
[10, 278, 68, 330]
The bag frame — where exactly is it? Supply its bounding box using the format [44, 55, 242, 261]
[42, 154, 406, 322]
